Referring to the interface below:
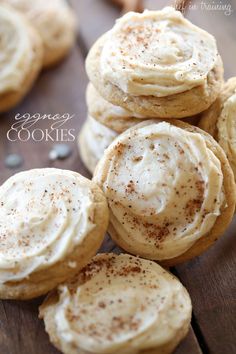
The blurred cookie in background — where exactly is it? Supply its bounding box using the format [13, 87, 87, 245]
[0, 0, 77, 67]
[0, 4, 43, 112]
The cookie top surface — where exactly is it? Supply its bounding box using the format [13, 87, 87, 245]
[0, 4, 38, 94]
[94, 120, 225, 260]
[0, 168, 96, 283]
[99, 7, 219, 97]
[41, 253, 191, 354]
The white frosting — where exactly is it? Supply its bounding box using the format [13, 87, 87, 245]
[0, 5, 34, 94]
[100, 7, 218, 97]
[53, 254, 191, 354]
[94, 121, 225, 260]
[217, 90, 236, 178]
[0, 169, 95, 282]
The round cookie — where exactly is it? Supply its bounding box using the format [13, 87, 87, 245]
[0, 4, 43, 112]
[39, 253, 192, 354]
[199, 77, 236, 180]
[0, 168, 109, 299]
[93, 120, 236, 266]
[0, 0, 76, 68]
[86, 7, 224, 119]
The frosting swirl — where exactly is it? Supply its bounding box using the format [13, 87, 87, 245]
[94, 121, 225, 260]
[100, 7, 219, 97]
[0, 169, 95, 282]
[217, 90, 236, 178]
[0, 5, 35, 94]
[52, 254, 191, 354]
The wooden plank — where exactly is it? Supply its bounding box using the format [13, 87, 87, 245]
[0, 298, 59, 354]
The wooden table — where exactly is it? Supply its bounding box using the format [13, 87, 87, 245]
[0, 1, 235, 353]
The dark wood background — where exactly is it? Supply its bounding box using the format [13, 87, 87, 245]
[0, 1, 235, 353]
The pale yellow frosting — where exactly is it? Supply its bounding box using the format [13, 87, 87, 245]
[0, 168, 95, 282]
[217, 91, 236, 178]
[94, 121, 225, 260]
[53, 254, 192, 354]
[100, 7, 219, 97]
[0, 5, 35, 94]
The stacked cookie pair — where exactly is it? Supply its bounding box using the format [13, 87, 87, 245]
[0, 0, 76, 112]
[79, 6, 224, 173]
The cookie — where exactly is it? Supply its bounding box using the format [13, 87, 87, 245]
[0, 168, 109, 299]
[93, 120, 236, 266]
[199, 77, 236, 180]
[0, 4, 43, 112]
[40, 253, 192, 354]
[86, 7, 223, 119]
[1, 0, 77, 68]
[78, 115, 118, 174]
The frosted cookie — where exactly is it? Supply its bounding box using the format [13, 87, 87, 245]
[78, 115, 118, 174]
[40, 253, 192, 354]
[93, 120, 236, 266]
[86, 7, 223, 119]
[1, 0, 76, 67]
[0, 5, 43, 112]
[0, 168, 108, 299]
[199, 78, 236, 181]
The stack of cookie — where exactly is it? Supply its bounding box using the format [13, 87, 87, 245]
[79, 6, 224, 173]
[0, 0, 76, 112]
